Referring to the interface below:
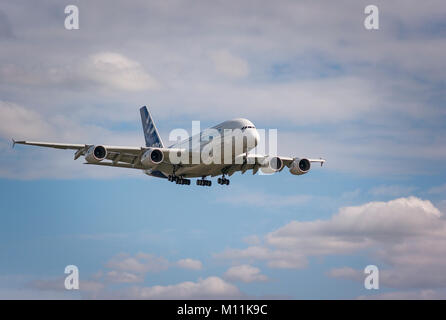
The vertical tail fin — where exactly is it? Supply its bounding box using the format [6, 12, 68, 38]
[140, 106, 164, 148]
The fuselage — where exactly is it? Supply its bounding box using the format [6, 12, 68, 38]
[145, 118, 260, 178]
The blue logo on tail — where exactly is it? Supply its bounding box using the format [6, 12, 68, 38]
[140, 106, 164, 148]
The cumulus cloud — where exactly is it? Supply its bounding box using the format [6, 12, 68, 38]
[27, 252, 231, 299]
[224, 265, 268, 283]
[100, 253, 205, 284]
[26, 273, 242, 300]
[1, 52, 159, 92]
[81, 52, 160, 92]
[119, 277, 242, 299]
[218, 197, 446, 291]
[176, 258, 203, 270]
[0, 101, 53, 140]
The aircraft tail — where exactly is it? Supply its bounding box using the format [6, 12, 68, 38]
[140, 106, 164, 148]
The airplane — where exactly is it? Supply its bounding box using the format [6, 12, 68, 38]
[13, 106, 325, 186]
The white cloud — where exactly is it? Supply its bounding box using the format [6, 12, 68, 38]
[0, 101, 53, 140]
[176, 258, 203, 270]
[210, 50, 249, 78]
[27, 274, 243, 300]
[118, 276, 241, 299]
[22, 249, 243, 299]
[224, 265, 268, 283]
[218, 197, 446, 290]
[81, 52, 159, 92]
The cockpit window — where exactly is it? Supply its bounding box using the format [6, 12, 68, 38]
[241, 125, 255, 131]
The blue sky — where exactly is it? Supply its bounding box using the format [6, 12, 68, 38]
[0, 0, 446, 299]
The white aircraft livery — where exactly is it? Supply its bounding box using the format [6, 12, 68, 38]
[13, 106, 325, 186]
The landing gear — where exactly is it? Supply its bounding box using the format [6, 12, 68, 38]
[218, 176, 230, 185]
[168, 175, 190, 185]
[197, 177, 212, 187]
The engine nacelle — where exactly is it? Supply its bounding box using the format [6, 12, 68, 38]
[85, 145, 107, 163]
[289, 158, 311, 175]
[141, 148, 164, 167]
[260, 156, 283, 174]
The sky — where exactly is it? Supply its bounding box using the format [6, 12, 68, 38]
[0, 0, 446, 299]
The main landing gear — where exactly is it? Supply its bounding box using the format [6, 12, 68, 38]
[217, 175, 230, 185]
[197, 177, 212, 187]
[168, 175, 191, 185]
[167, 172, 228, 187]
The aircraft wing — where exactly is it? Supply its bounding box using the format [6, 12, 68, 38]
[13, 140, 87, 150]
[275, 156, 325, 167]
[243, 154, 325, 167]
[12, 140, 185, 171]
[13, 140, 147, 167]
[222, 154, 325, 176]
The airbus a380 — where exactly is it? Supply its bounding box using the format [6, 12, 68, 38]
[13, 106, 325, 186]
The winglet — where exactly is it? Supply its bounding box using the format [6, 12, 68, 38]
[12, 138, 16, 149]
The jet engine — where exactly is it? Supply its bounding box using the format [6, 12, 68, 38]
[141, 148, 164, 167]
[85, 145, 107, 163]
[260, 156, 283, 174]
[289, 158, 311, 175]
